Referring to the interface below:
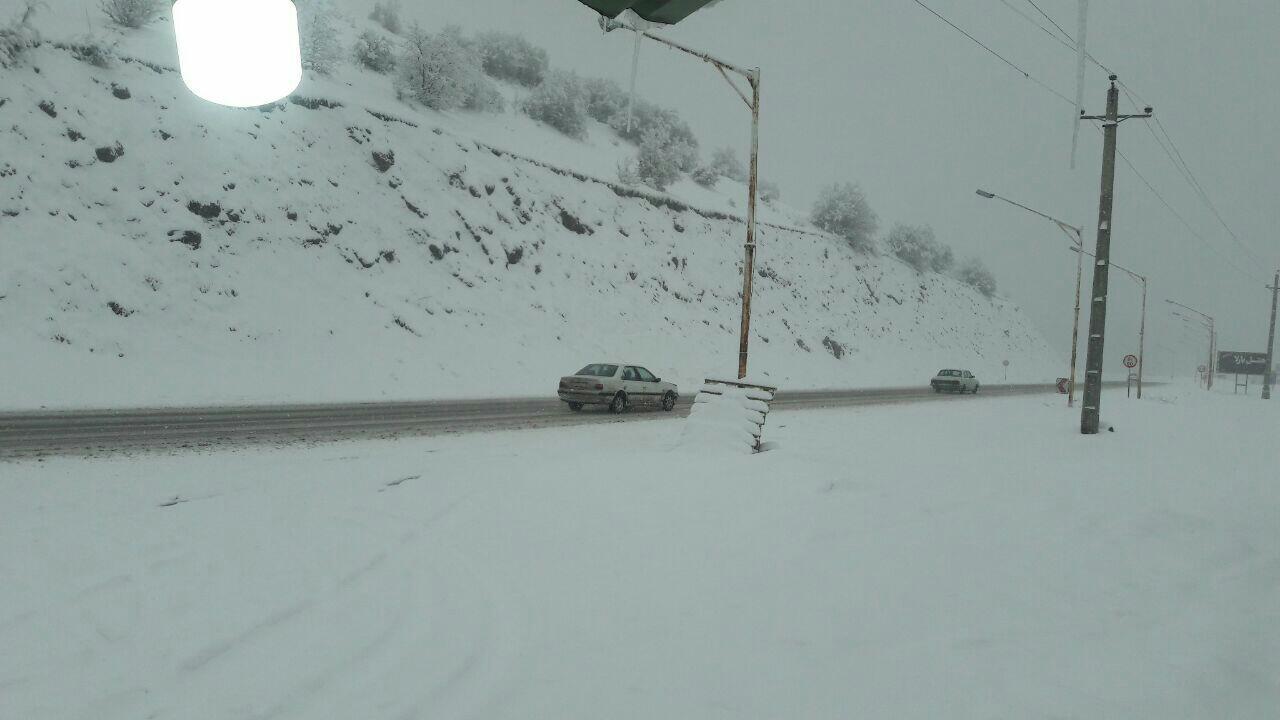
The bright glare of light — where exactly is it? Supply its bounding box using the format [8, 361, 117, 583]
[173, 0, 301, 108]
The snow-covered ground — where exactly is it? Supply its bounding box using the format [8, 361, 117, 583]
[0, 7, 1057, 410]
[3, 384, 1275, 719]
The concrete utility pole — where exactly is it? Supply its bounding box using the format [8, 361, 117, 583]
[1167, 299, 1215, 391]
[1079, 76, 1152, 434]
[976, 189, 1083, 407]
[1264, 271, 1278, 400]
[600, 17, 761, 380]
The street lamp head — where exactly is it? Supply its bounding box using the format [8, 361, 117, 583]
[975, 189, 995, 199]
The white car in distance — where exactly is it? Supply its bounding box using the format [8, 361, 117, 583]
[558, 363, 679, 413]
[930, 368, 980, 394]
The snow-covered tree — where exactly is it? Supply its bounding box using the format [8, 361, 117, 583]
[522, 69, 588, 139]
[886, 223, 940, 272]
[0, 1, 40, 69]
[473, 31, 548, 88]
[296, 0, 342, 76]
[583, 77, 627, 123]
[709, 146, 746, 182]
[635, 123, 693, 191]
[368, 0, 402, 35]
[100, 0, 163, 29]
[354, 30, 397, 73]
[759, 180, 781, 204]
[811, 182, 878, 252]
[395, 25, 500, 113]
[957, 257, 998, 297]
[691, 164, 719, 188]
[609, 101, 699, 170]
[929, 243, 955, 273]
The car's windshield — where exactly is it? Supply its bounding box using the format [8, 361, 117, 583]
[576, 364, 618, 377]
[939, 369, 961, 377]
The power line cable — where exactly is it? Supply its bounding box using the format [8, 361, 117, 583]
[1023, 0, 1075, 44]
[910, 0, 1076, 105]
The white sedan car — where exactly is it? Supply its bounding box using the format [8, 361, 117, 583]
[930, 368, 980, 393]
[557, 363, 679, 413]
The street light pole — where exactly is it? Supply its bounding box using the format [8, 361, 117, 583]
[1071, 247, 1147, 398]
[601, 18, 761, 380]
[1167, 299, 1215, 391]
[1264, 271, 1278, 400]
[976, 189, 1083, 406]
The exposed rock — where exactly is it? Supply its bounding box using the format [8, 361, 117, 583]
[167, 229, 202, 249]
[186, 200, 221, 219]
[372, 150, 395, 173]
[94, 142, 125, 163]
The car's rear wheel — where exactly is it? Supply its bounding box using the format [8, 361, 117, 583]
[973, 384, 979, 394]
[661, 392, 677, 411]
[568, 402, 584, 411]
[609, 392, 628, 414]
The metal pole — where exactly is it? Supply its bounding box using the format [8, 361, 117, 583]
[1264, 271, 1278, 400]
[1080, 78, 1120, 434]
[1136, 276, 1147, 398]
[737, 70, 761, 379]
[1069, 241, 1083, 406]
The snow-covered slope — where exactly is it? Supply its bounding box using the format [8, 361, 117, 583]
[0, 15, 1056, 409]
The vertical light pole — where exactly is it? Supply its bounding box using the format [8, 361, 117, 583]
[1167, 299, 1215, 390]
[1071, 247, 1147, 397]
[976, 189, 1083, 405]
[601, 18, 761, 379]
[1264, 271, 1278, 400]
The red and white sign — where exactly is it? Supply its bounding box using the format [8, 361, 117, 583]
[1198, 364, 1208, 373]
[1056, 378, 1070, 394]
[1123, 354, 1138, 369]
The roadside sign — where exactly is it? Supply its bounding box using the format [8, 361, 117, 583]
[1198, 365, 1208, 373]
[1123, 354, 1138, 369]
[1056, 378, 1070, 394]
[1216, 351, 1268, 375]
[1002, 360, 1010, 367]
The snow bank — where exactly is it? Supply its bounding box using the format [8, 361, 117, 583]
[678, 384, 773, 454]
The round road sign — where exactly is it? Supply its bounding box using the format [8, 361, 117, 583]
[1123, 354, 1138, 369]
[1198, 364, 1208, 373]
[1002, 360, 1010, 367]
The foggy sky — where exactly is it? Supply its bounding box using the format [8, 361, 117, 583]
[382, 0, 1278, 378]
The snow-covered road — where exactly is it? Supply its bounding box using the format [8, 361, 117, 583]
[1, 385, 1275, 718]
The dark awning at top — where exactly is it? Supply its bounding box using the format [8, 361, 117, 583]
[575, 0, 723, 26]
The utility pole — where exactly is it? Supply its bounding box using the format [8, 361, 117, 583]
[1079, 76, 1152, 434]
[1265, 271, 1277, 399]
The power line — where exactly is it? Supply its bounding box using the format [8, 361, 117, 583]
[1023, 0, 1075, 44]
[1011, 3, 1263, 266]
[1101, 127, 1265, 283]
[910, 0, 1076, 105]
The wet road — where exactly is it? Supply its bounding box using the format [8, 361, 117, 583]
[0, 383, 1090, 458]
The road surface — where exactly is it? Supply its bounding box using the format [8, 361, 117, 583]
[0, 383, 1093, 458]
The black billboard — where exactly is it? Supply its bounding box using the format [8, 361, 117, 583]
[1217, 351, 1270, 375]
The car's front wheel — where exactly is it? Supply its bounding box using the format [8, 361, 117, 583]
[972, 384, 979, 394]
[568, 402, 584, 411]
[661, 392, 677, 411]
[609, 392, 628, 414]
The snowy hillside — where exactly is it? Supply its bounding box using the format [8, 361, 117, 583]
[0, 8, 1057, 409]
